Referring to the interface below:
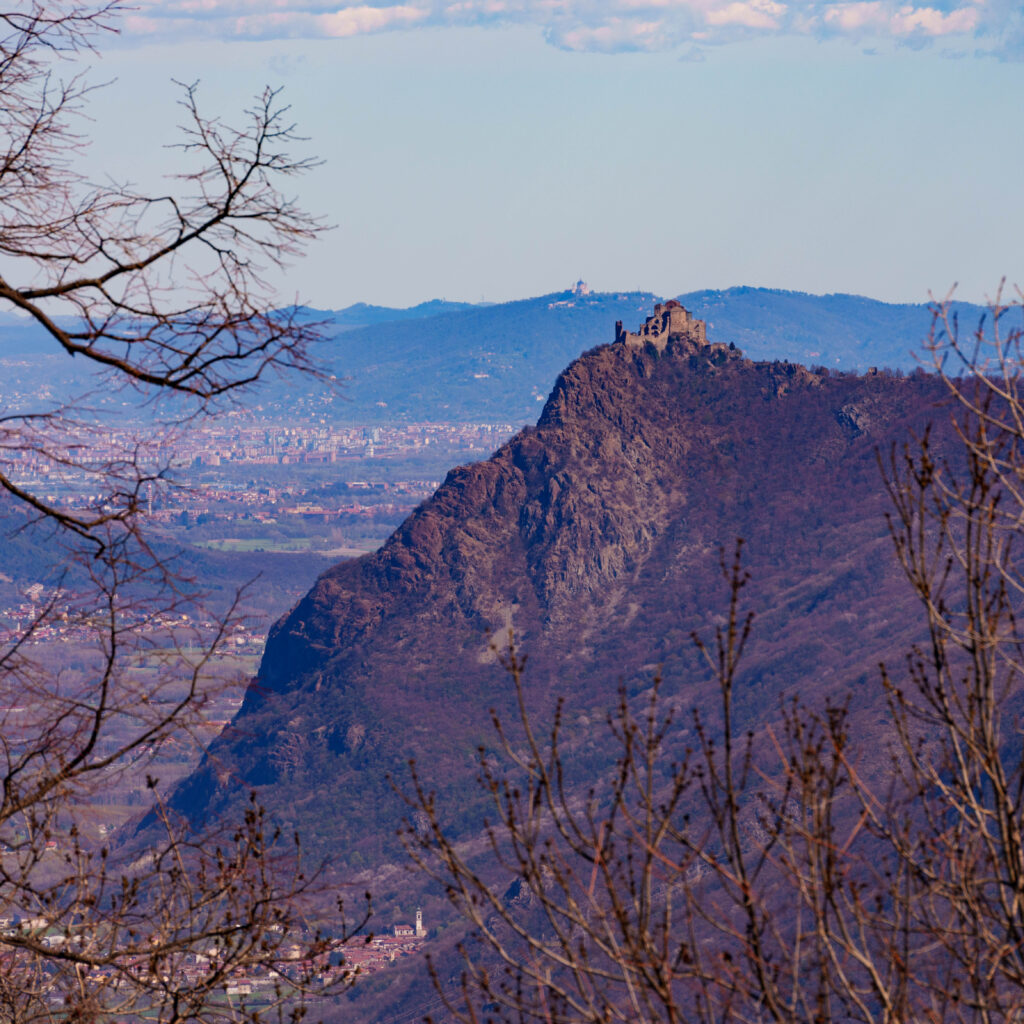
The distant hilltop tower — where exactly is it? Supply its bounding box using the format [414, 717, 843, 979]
[615, 300, 706, 352]
[415, 908, 425, 938]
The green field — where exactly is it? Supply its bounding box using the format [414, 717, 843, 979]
[192, 536, 382, 555]
[193, 537, 323, 552]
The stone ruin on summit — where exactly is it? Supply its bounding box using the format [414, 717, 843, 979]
[615, 300, 707, 352]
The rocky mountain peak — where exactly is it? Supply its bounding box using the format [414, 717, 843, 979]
[167, 314, 951, 892]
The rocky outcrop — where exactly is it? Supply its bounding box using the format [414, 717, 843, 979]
[168, 318, 952, 874]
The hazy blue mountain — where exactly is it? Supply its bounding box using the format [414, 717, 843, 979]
[677, 287, 999, 370]
[274, 288, 994, 424]
[1, 288, 1007, 424]
[295, 290, 660, 423]
[0, 312, 83, 355]
[325, 298, 489, 329]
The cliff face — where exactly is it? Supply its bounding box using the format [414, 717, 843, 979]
[170, 327, 953, 870]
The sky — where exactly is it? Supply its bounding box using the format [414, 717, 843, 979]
[71, 0, 1024, 307]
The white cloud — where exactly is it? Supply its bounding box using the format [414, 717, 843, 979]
[124, 0, 1009, 53]
[556, 18, 664, 48]
[318, 3, 428, 33]
[705, 0, 786, 29]
[823, 0, 979, 35]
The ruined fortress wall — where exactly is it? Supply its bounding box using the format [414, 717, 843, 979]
[615, 302, 707, 351]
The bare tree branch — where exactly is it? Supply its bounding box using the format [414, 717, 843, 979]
[0, 3, 367, 1018]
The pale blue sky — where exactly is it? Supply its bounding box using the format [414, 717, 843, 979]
[81, 3, 1024, 308]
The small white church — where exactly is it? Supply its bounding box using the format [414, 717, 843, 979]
[393, 908, 426, 938]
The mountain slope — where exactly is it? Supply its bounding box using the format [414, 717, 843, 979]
[167, 311, 960, 895]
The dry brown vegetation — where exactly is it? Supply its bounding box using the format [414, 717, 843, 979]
[403, 292, 1024, 1024]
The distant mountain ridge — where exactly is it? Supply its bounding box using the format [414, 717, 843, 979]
[290, 287, 995, 423]
[2, 288, 1006, 424]
[677, 287, 992, 370]
[323, 298, 489, 329]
